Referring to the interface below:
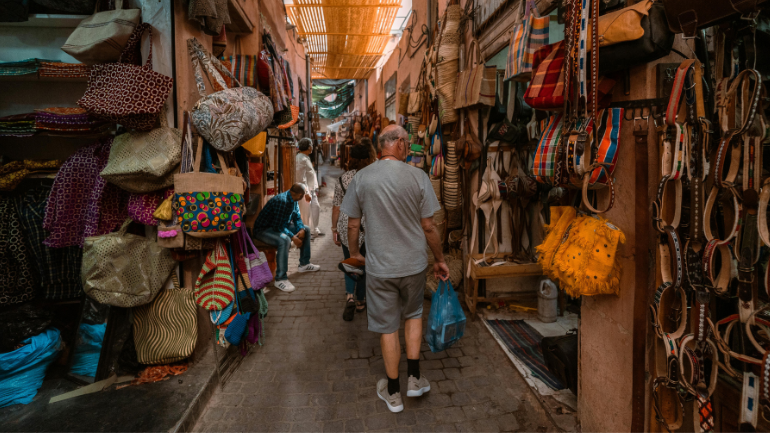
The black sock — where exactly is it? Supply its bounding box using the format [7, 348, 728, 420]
[407, 359, 420, 379]
[387, 376, 400, 395]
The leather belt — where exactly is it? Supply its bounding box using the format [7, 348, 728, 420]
[581, 162, 615, 214]
[653, 175, 683, 233]
[702, 239, 735, 296]
[659, 227, 683, 289]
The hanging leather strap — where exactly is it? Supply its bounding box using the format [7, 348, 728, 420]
[581, 162, 615, 214]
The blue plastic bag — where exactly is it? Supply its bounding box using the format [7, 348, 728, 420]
[426, 280, 467, 353]
[70, 323, 106, 378]
[0, 328, 62, 408]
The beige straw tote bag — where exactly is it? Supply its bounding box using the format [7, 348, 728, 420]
[454, 39, 498, 109]
[61, 0, 141, 65]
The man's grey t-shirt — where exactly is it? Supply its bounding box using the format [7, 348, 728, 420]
[340, 160, 441, 279]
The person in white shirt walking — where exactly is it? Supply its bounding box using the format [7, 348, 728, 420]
[296, 138, 324, 237]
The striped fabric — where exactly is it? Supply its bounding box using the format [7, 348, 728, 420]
[485, 319, 565, 390]
[532, 115, 564, 184]
[133, 273, 198, 365]
[195, 241, 235, 310]
[221, 55, 259, 88]
[504, 0, 549, 81]
[578, 108, 624, 185]
[523, 42, 566, 110]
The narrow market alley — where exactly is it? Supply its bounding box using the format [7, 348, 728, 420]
[193, 165, 557, 433]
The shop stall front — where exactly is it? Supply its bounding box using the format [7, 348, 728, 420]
[0, 0, 312, 430]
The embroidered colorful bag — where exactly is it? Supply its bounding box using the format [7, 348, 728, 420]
[531, 114, 564, 185]
[187, 38, 273, 152]
[194, 241, 235, 310]
[173, 135, 245, 238]
[78, 24, 173, 131]
[505, 0, 550, 82]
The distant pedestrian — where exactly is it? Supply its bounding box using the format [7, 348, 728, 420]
[296, 138, 323, 237]
[340, 125, 449, 413]
[332, 138, 377, 321]
[252, 184, 321, 293]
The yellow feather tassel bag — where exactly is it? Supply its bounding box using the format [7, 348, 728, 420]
[536, 206, 626, 297]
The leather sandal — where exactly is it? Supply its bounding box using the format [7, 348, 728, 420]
[356, 300, 366, 313]
[343, 298, 356, 322]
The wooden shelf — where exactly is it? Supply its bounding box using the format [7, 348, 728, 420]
[0, 75, 87, 83]
[0, 14, 87, 28]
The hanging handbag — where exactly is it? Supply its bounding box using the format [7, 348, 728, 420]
[237, 226, 273, 290]
[531, 114, 565, 185]
[524, 42, 615, 111]
[194, 240, 235, 310]
[187, 38, 274, 152]
[82, 219, 176, 308]
[597, 2, 674, 74]
[504, 0, 550, 82]
[663, 0, 766, 38]
[536, 206, 625, 297]
[173, 136, 245, 238]
[220, 40, 259, 88]
[455, 39, 498, 109]
[457, 117, 482, 170]
[132, 272, 197, 365]
[408, 70, 424, 114]
[242, 131, 267, 157]
[79, 24, 173, 131]
[61, 0, 141, 65]
[99, 114, 182, 193]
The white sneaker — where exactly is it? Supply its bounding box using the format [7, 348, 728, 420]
[376, 379, 404, 413]
[274, 280, 296, 292]
[315, 228, 325, 236]
[297, 264, 321, 273]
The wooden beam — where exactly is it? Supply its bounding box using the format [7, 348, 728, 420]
[312, 66, 375, 69]
[308, 52, 382, 56]
[297, 32, 391, 36]
[287, 4, 401, 9]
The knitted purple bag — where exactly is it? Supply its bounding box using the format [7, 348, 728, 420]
[236, 226, 273, 290]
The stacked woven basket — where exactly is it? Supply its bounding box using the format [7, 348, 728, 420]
[444, 139, 462, 228]
[434, 4, 462, 125]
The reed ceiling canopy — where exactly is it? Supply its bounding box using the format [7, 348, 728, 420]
[286, 0, 401, 79]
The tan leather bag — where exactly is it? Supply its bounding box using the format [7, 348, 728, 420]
[588, 0, 653, 48]
[61, 0, 141, 65]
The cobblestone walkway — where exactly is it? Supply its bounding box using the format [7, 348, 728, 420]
[194, 165, 557, 432]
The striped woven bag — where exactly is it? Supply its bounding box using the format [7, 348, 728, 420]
[194, 241, 235, 310]
[133, 272, 197, 364]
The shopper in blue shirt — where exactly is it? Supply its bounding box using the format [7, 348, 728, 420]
[252, 184, 320, 292]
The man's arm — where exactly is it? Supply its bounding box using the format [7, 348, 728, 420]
[421, 217, 449, 280]
[347, 217, 363, 260]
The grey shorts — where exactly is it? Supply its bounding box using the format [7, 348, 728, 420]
[366, 270, 426, 334]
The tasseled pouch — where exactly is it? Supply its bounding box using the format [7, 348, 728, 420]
[537, 209, 625, 297]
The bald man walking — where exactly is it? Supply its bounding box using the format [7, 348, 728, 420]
[340, 125, 449, 413]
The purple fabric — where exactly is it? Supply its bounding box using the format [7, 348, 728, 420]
[127, 188, 173, 226]
[236, 226, 273, 290]
[43, 138, 128, 248]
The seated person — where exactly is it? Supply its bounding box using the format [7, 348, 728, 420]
[252, 184, 320, 292]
